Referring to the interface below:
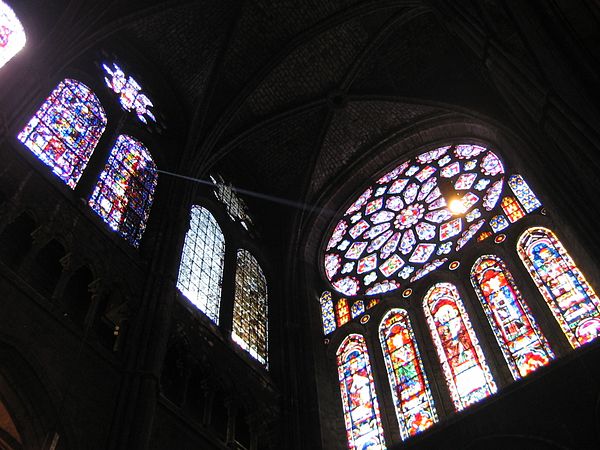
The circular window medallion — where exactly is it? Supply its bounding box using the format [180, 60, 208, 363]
[449, 260, 460, 270]
[494, 234, 506, 244]
[360, 314, 370, 324]
[402, 288, 413, 298]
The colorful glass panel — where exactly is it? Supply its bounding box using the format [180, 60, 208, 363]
[18, 79, 107, 188]
[88, 135, 157, 247]
[320, 291, 336, 335]
[518, 227, 600, 347]
[176, 206, 225, 324]
[379, 309, 437, 440]
[0, 1, 25, 68]
[351, 300, 366, 319]
[501, 197, 525, 223]
[232, 249, 268, 366]
[337, 298, 351, 327]
[323, 144, 507, 297]
[423, 283, 497, 410]
[103, 62, 156, 124]
[508, 175, 541, 213]
[471, 256, 554, 379]
[337, 334, 386, 450]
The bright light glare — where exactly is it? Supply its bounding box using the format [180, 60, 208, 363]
[449, 198, 466, 214]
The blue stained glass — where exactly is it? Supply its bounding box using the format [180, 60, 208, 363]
[88, 135, 157, 247]
[18, 79, 107, 188]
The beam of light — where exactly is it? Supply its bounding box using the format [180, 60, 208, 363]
[156, 169, 336, 216]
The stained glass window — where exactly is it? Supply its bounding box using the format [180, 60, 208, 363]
[336, 298, 350, 327]
[0, 2, 25, 69]
[379, 309, 437, 440]
[210, 174, 253, 231]
[88, 135, 157, 247]
[423, 282, 496, 410]
[17, 79, 107, 188]
[176, 206, 225, 324]
[337, 334, 386, 450]
[323, 144, 514, 297]
[320, 291, 336, 335]
[232, 249, 268, 366]
[517, 227, 600, 347]
[351, 300, 365, 319]
[470, 255, 554, 379]
[500, 197, 525, 223]
[508, 175, 541, 213]
[103, 62, 155, 124]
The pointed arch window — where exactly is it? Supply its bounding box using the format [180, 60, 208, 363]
[88, 134, 157, 247]
[319, 291, 336, 335]
[17, 79, 107, 188]
[232, 249, 268, 366]
[379, 309, 437, 440]
[336, 334, 386, 450]
[0, 1, 26, 69]
[517, 227, 600, 347]
[470, 255, 554, 379]
[176, 206, 225, 324]
[423, 282, 496, 411]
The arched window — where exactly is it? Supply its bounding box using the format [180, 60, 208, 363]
[470, 255, 554, 379]
[17, 79, 107, 188]
[336, 298, 350, 327]
[423, 282, 496, 411]
[336, 334, 386, 450]
[351, 300, 365, 318]
[0, 1, 26, 69]
[232, 249, 268, 366]
[517, 227, 600, 347]
[507, 175, 541, 213]
[379, 309, 437, 440]
[319, 291, 336, 335]
[176, 205, 225, 324]
[88, 134, 157, 247]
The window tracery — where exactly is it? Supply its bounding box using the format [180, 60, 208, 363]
[177, 206, 225, 324]
[103, 62, 156, 124]
[18, 79, 107, 188]
[323, 144, 541, 298]
[337, 334, 386, 450]
[232, 249, 268, 366]
[88, 134, 157, 247]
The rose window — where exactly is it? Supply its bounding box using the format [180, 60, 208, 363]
[323, 144, 542, 297]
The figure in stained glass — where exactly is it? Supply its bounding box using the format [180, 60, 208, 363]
[88, 135, 157, 247]
[518, 227, 600, 347]
[18, 79, 107, 188]
[337, 334, 386, 450]
[379, 309, 437, 440]
[423, 283, 496, 410]
[471, 255, 554, 378]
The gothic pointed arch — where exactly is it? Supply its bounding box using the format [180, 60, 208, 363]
[176, 205, 225, 324]
[88, 134, 158, 247]
[379, 308, 437, 440]
[423, 282, 496, 411]
[336, 333, 386, 450]
[517, 227, 600, 347]
[470, 255, 554, 379]
[232, 249, 268, 366]
[17, 79, 107, 188]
